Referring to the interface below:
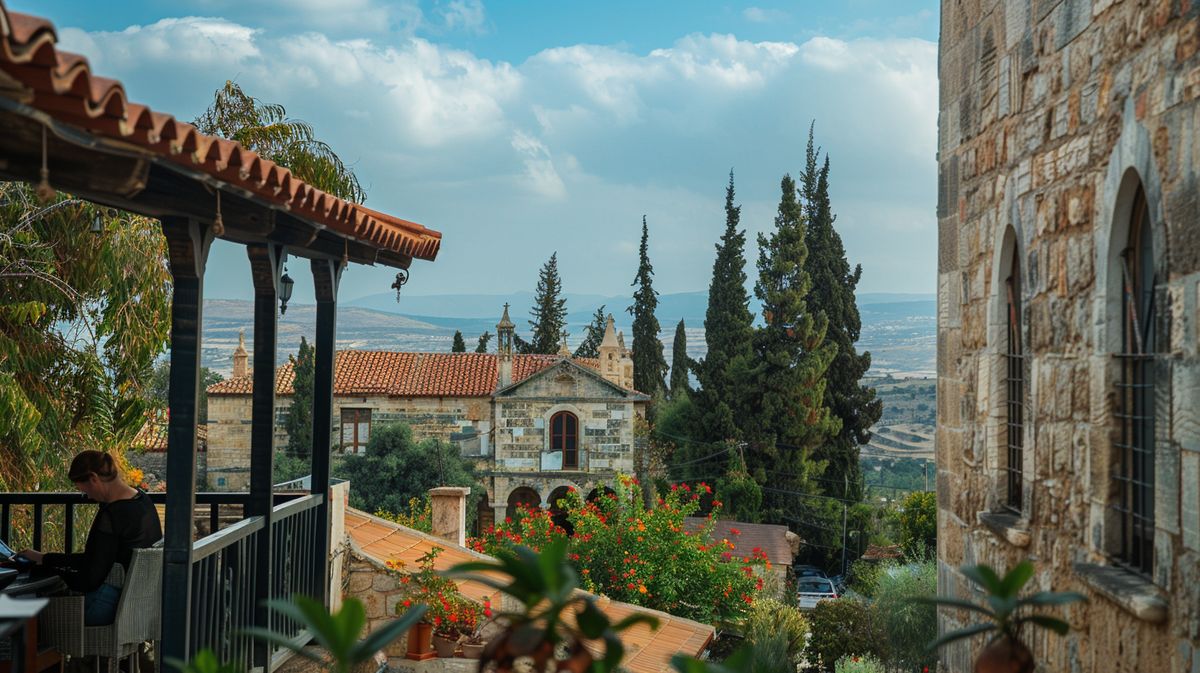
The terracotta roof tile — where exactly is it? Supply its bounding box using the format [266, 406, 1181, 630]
[207, 351, 625, 398]
[132, 409, 206, 452]
[683, 518, 794, 567]
[0, 2, 440, 263]
[345, 509, 713, 671]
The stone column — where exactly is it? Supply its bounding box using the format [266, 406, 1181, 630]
[429, 486, 472, 547]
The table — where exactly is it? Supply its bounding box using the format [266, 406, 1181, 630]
[1, 575, 64, 673]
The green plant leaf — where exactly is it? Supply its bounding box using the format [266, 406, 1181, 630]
[333, 597, 367, 662]
[1017, 591, 1087, 607]
[611, 613, 660, 633]
[576, 599, 608, 639]
[1016, 615, 1071, 635]
[353, 604, 428, 662]
[509, 622, 545, 656]
[925, 623, 996, 652]
[998, 561, 1034, 597]
[240, 627, 327, 664]
[962, 564, 1004, 595]
[914, 596, 996, 617]
[601, 631, 625, 671]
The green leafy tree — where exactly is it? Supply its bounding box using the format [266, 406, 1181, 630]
[474, 331, 493, 353]
[893, 490, 937, 555]
[669, 319, 692, 398]
[149, 363, 223, 424]
[871, 560, 937, 671]
[715, 452, 763, 523]
[572, 306, 608, 358]
[528, 252, 568, 354]
[627, 217, 667, 398]
[451, 330, 466, 353]
[194, 81, 366, 203]
[0, 184, 171, 491]
[746, 175, 839, 519]
[801, 127, 881, 502]
[687, 172, 755, 471]
[805, 599, 884, 672]
[334, 422, 482, 525]
[285, 337, 314, 460]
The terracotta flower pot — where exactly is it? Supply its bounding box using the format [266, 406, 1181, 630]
[461, 641, 485, 659]
[975, 636, 1035, 673]
[432, 633, 459, 658]
[405, 622, 435, 661]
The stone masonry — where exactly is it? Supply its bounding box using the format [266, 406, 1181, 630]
[937, 1, 1200, 671]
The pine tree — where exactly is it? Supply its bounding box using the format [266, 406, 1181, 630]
[801, 128, 882, 501]
[669, 319, 692, 398]
[475, 331, 493, 353]
[694, 171, 755, 445]
[573, 306, 608, 358]
[627, 216, 667, 398]
[746, 174, 839, 521]
[528, 253, 568, 354]
[451, 331, 467, 352]
[285, 337, 315, 460]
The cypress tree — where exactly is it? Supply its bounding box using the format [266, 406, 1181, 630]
[694, 171, 755, 444]
[475, 331, 493, 353]
[801, 127, 881, 501]
[747, 174, 839, 520]
[529, 252, 568, 354]
[573, 306, 608, 358]
[669, 319, 692, 398]
[627, 216, 667, 398]
[451, 331, 466, 352]
[285, 337, 314, 460]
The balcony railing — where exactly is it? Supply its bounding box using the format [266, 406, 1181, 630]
[0, 489, 325, 669]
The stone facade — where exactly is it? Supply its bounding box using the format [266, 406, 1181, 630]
[937, 1, 1200, 671]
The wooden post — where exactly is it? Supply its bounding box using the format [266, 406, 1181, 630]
[310, 258, 342, 607]
[247, 243, 283, 669]
[160, 217, 211, 665]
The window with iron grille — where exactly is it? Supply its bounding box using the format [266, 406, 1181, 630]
[1114, 184, 1156, 576]
[1004, 252, 1025, 512]
[340, 408, 371, 454]
[550, 411, 579, 469]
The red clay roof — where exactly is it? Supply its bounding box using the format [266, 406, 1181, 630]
[345, 509, 713, 671]
[683, 518, 794, 567]
[132, 409, 206, 452]
[0, 2, 440, 262]
[207, 351, 607, 397]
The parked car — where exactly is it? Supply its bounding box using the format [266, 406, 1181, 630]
[796, 576, 839, 610]
[794, 564, 829, 579]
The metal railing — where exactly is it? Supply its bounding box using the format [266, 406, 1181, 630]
[267, 494, 325, 652]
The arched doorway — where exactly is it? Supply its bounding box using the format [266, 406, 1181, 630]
[506, 487, 541, 520]
[547, 485, 574, 535]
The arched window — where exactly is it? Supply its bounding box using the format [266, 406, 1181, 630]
[507, 487, 540, 513]
[1004, 250, 1025, 511]
[550, 411, 579, 469]
[1115, 182, 1156, 576]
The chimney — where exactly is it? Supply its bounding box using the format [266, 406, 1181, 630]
[428, 486, 471, 547]
[496, 303, 515, 389]
[232, 330, 249, 379]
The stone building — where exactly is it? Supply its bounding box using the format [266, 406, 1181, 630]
[936, 1, 1200, 671]
[206, 306, 649, 526]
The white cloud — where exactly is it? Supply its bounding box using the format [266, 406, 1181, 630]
[64, 18, 938, 298]
[742, 7, 788, 24]
[437, 0, 487, 34]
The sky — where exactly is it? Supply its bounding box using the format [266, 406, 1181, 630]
[14, 0, 941, 305]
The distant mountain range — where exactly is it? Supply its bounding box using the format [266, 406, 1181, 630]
[199, 290, 936, 379]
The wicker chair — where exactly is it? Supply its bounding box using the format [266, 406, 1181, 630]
[38, 547, 162, 673]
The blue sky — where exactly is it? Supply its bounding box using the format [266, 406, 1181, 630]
[13, 0, 940, 305]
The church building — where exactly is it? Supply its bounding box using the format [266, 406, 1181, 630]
[205, 305, 649, 527]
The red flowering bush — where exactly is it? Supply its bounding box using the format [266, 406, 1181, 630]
[386, 546, 482, 638]
[468, 476, 765, 625]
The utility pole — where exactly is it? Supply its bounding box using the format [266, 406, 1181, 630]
[924, 460, 929, 491]
[840, 502, 848, 577]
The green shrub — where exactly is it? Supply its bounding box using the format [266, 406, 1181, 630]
[846, 559, 882, 598]
[871, 561, 937, 671]
[746, 598, 809, 663]
[832, 654, 886, 673]
[805, 599, 883, 672]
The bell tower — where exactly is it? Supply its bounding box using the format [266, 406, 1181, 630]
[496, 303, 515, 388]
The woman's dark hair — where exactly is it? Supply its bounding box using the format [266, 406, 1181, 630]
[68, 450, 118, 483]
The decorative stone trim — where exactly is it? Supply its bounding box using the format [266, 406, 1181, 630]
[977, 510, 1031, 548]
[1074, 562, 1168, 624]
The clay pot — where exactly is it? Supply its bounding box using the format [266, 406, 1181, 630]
[975, 636, 1035, 673]
[405, 622, 435, 661]
[461, 641, 485, 659]
[432, 633, 460, 658]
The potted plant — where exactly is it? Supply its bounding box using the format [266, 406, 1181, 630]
[460, 598, 493, 659]
[921, 560, 1086, 673]
[389, 547, 483, 660]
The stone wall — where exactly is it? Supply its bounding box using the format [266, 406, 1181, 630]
[126, 449, 206, 488]
[937, 0, 1200, 671]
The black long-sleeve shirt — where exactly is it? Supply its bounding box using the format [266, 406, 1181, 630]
[42, 490, 162, 593]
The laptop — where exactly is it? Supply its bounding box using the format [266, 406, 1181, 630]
[0, 537, 33, 573]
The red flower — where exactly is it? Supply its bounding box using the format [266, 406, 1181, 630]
[729, 527, 741, 536]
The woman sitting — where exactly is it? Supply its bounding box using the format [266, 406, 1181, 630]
[19, 450, 163, 625]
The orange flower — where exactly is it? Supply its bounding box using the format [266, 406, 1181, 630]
[637, 584, 647, 594]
